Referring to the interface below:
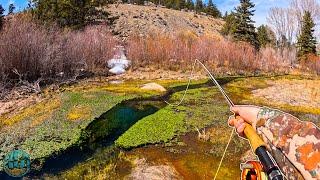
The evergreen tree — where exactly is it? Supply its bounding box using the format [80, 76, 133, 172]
[178, 0, 186, 10]
[223, 11, 228, 19]
[185, 0, 194, 10]
[297, 11, 317, 60]
[32, 0, 107, 29]
[195, 0, 203, 13]
[206, 0, 221, 17]
[8, 3, 15, 15]
[221, 11, 236, 36]
[233, 0, 259, 49]
[0, 5, 4, 31]
[257, 25, 275, 48]
[165, 0, 175, 9]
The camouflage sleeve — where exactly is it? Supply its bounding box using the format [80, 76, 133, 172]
[256, 107, 320, 180]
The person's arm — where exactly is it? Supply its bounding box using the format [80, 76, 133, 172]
[230, 106, 320, 180]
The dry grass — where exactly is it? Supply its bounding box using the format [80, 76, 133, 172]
[253, 79, 320, 109]
[0, 97, 61, 127]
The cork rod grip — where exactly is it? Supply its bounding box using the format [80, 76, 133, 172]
[235, 115, 266, 152]
[243, 123, 266, 152]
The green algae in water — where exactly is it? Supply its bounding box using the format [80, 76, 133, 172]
[20, 100, 164, 178]
[115, 87, 232, 149]
[82, 100, 165, 144]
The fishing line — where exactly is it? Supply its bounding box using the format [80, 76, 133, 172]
[165, 59, 231, 107]
[213, 128, 235, 180]
[164, 59, 198, 107]
[164, 59, 236, 179]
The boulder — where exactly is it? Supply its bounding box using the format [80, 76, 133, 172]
[141, 83, 166, 92]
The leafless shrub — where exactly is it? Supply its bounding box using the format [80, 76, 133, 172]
[0, 15, 49, 82]
[60, 26, 116, 73]
[0, 15, 116, 92]
[301, 55, 320, 74]
[126, 32, 291, 75]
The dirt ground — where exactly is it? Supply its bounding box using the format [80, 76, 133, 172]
[0, 94, 41, 116]
[252, 79, 320, 109]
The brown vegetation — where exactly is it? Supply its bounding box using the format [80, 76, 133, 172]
[126, 32, 291, 74]
[0, 15, 116, 88]
[0, 14, 319, 100]
[302, 55, 320, 74]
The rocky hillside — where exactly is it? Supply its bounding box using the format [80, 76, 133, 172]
[104, 4, 224, 39]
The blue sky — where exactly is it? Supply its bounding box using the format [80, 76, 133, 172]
[0, 0, 28, 13]
[0, 0, 314, 26]
[215, 0, 289, 26]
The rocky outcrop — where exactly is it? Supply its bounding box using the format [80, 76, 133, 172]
[105, 4, 224, 39]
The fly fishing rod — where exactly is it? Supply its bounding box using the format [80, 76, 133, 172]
[195, 59, 284, 180]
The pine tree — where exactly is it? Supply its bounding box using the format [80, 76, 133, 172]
[257, 25, 275, 48]
[165, 0, 175, 9]
[8, 3, 15, 15]
[0, 5, 4, 31]
[32, 0, 105, 29]
[233, 0, 259, 49]
[195, 0, 203, 13]
[223, 11, 228, 20]
[221, 11, 236, 36]
[206, 0, 221, 17]
[186, 0, 194, 10]
[297, 11, 317, 61]
[178, 0, 186, 10]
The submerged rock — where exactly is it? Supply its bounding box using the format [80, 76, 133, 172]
[141, 83, 167, 92]
[128, 158, 181, 180]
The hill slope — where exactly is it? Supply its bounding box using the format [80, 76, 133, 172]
[105, 4, 224, 39]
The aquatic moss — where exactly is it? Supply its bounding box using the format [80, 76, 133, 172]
[21, 90, 134, 161]
[59, 147, 133, 180]
[115, 86, 232, 149]
[67, 105, 92, 121]
[115, 106, 187, 149]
